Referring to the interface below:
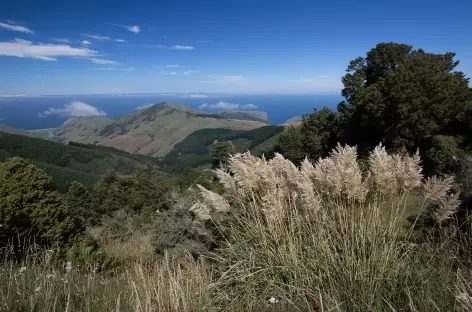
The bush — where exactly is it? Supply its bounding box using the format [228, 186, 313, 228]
[0, 158, 82, 249]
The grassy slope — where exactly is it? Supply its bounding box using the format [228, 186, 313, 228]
[0, 131, 159, 192]
[160, 125, 285, 172]
[38, 103, 267, 157]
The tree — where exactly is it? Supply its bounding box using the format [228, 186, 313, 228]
[275, 107, 339, 165]
[338, 42, 472, 155]
[211, 141, 234, 168]
[66, 181, 93, 226]
[0, 158, 80, 248]
[275, 126, 305, 165]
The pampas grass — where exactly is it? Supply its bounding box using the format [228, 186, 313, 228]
[2, 143, 472, 311]
[194, 143, 466, 311]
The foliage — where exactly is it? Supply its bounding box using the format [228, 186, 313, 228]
[338, 42, 472, 154]
[210, 140, 234, 168]
[277, 42, 472, 175]
[66, 182, 93, 227]
[0, 158, 82, 248]
[0, 131, 159, 192]
[161, 126, 284, 172]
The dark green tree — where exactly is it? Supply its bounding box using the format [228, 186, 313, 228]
[275, 108, 339, 165]
[0, 158, 80, 248]
[338, 42, 472, 155]
[300, 107, 340, 161]
[211, 141, 234, 168]
[275, 126, 305, 165]
[66, 181, 93, 226]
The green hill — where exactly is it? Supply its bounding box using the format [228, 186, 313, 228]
[33, 102, 268, 157]
[160, 125, 285, 172]
[0, 131, 159, 192]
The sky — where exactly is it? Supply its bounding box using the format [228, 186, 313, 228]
[0, 0, 471, 96]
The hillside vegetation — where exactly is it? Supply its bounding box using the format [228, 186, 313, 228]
[2, 42, 472, 311]
[160, 125, 285, 172]
[34, 102, 268, 157]
[0, 131, 159, 192]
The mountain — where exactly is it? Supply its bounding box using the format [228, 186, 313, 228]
[215, 110, 268, 122]
[34, 102, 268, 157]
[0, 124, 28, 135]
[161, 125, 285, 172]
[0, 131, 159, 192]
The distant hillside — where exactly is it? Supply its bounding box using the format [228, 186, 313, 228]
[0, 124, 28, 135]
[160, 125, 285, 172]
[33, 102, 267, 157]
[215, 110, 268, 122]
[282, 116, 303, 126]
[0, 131, 159, 192]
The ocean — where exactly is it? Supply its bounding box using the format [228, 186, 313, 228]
[0, 94, 343, 130]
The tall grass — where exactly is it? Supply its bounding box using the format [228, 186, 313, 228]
[0, 250, 210, 312]
[2, 144, 472, 311]
[194, 144, 469, 311]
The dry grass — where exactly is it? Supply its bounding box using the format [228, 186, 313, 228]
[2, 144, 472, 311]
[0, 251, 210, 312]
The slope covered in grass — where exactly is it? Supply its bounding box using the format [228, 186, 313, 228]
[0, 131, 159, 192]
[160, 125, 285, 172]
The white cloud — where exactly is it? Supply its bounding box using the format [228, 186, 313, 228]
[158, 45, 194, 50]
[0, 38, 96, 61]
[122, 67, 135, 71]
[135, 103, 153, 110]
[39, 101, 106, 117]
[166, 64, 179, 68]
[0, 21, 33, 34]
[199, 101, 258, 110]
[84, 34, 111, 41]
[91, 67, 115, 70]
[55, 38, 70, 43]
[182, 94, 208, 99]
[90, 58, 118, 65]
[83, 34, 125, 43]
[173, 45, 194, 50]
[107, 23, 140, 33]
[160, 71, 177, 75]
[80, 40, 92, 45]
[240, 104, 258, 109]
[183, 70, 199, 75]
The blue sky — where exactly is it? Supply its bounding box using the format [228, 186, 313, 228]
[0, 0, 471, 95]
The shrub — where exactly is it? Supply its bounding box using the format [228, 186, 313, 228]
[0, 158, 82, 249]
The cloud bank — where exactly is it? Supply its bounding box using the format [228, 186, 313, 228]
[108, 23, 140, 33]
[83, 34, 125, 42]
[38, 102, 106, 117]
[90, 58, 117, 65]
[0, 21, 33, 34]
[0, 38, 96, 61]
[180, 94, 208, 99]
[199, 101, 258, 110]
[158, 45, 194, 50]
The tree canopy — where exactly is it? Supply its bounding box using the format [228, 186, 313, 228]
[278, 42, 472, 174]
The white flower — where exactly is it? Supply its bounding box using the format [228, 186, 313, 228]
[19, 266, 26, 273]
[65, 261, 72, 272]
[268, 296, 279, 304]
